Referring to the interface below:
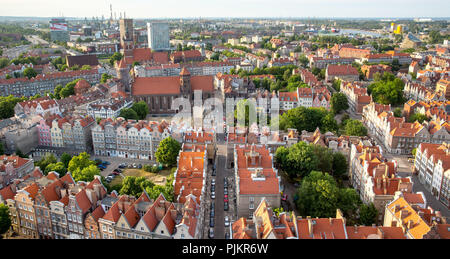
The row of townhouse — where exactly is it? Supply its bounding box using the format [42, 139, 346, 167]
[301, 127, 372, 157]
[414, 142, 450, 208]
[340, 81, 372, 114]
[2, 169, 203, 239]
[277, 86, 332, 112]
[292, 68, 322, 87]
[37, 115, 95, 152]
[14, 80, 114, 118]
[349, 142, 417, 220]
[0, 69, 100, 97]
[91, 118, 178, 160]
[245, 53, 269, 68]
[403, 81, 446, 102]
[362, 102, 450, 154]
[232, 194, 449, 239]
[402, 99, 450, 122]
[86, 95, 133, 120]
[309, 56, 355, 69]
[14, 97, 60, 117]
[325, 64, 360, 83]
[357, 51, 412, 65]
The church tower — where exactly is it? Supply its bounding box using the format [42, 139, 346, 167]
[116, 59, 131, 93]
[180, 67, 192, 99]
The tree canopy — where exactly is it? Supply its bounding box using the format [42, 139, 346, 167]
[118, 108, 139, 120]
[0, 204, 11, 237]
[331, 93, 349, 114]
[408, 113, 429, 124]
[131, 101, 149, 120]
[155, 137, 181, 167]
[68, 152, 99, 182]
[367, 72, 405, 105]
[296, 171, 361, 218]
[23, 67, 37, 79]
[344, 119, 368, 136]
[279, 106, 338, 133]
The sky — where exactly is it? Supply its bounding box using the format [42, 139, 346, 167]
[1, 0, 449, 19]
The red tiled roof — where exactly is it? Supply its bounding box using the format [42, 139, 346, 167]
[326, 64, 359, 76]
[132, 76, 180, 96]
[0, 185, 16, 201]
[346, 226, 406, 239]
[75, 189, 92, 214]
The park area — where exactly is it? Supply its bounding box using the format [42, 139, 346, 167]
[108, 168, 173, 187]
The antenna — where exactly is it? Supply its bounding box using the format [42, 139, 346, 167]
[110, 4, 113, 21]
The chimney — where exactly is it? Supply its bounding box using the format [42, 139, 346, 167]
[376, 227, 385, 239]
[307, 219, 313, 236]
[407, 220, 414, 229]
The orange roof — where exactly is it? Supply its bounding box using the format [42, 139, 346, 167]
[346, 226, 406, 239]
[232, 217, 252, 239]
[75, 189, 92, 214]
[132, 76, 180, 96]
[436, 224, 450, 239]
[297, 218, 347, 239]
[190, 75, 214, 92]
[386, 197, 431, 239]
[0, 185, 16, 201]
[90, 205, 105, 222]
[23, 182, 39, 200]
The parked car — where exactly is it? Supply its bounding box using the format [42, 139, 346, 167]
[210, 217, 214, 227]
[209, 228, 214, 239]
[98, 164, 106, 169]
[224, 202, 229, 211]
[102, 161, 111, 165]
[211, 179, 216, 185]
[210, 209, 215, 217]
[225, 232, 230, 239]
[212, 170, 216, 176]
[224, 188, 228, 195]
[118, 164, 126, 169]
[210, 202, 214, 210]
[138, 164, 142, 169]
[211, 192, 215, 199]
[211, 185, 215, 192]
[94, 159, 102, 165]
[224, 216, 230, 227]
[224, 182, 228, 188]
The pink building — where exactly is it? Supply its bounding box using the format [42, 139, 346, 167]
[37, 114, 61, 147]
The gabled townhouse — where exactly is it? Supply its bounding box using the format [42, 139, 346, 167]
[233, 144, 281, 219]
[0, 155, 35, 189]
[414, 142, 450, 208]
[91, 118, 171, 160]
[83, 203, 105, 239]
[340, 81, 372, 114]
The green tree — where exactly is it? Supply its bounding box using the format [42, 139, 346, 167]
[359, 203, 379, 226]
[345, 119, 368, 136]
[0, 142, 4, 155]
[36, 153, 58, 172]
[109, 52, 123, 66]
[118, 108, 139, 120]
[275, 142, 319, 179]
[408, 113, 429, 123]
[0, 204, 11, 238]
[5, 74, 11, 79]
[367, 72, 405, 105]
[72, 164, 100, 182]
[120, 176, 154, 197]
[393, 107, 403, 118]
[23, 67, 37, 79]
[155, 137, 181, 167]
[15, 149, 27, 158]
[235, 99, 257, 127]
[311, 145, 333, 174]
[60, 152, 72, 168]
[412, 148, 417, 157]
[68, 152, 99, 182]
[100, 73, 112, 83]
[296, 171, 340, 217]
[81, 65, 92, 70]
[330, 93, 349, 114]
[44, 162, 67, 176]
[332, 152, 348, 179]
[131, 101, 149, 120]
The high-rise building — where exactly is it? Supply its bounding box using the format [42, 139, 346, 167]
[50, 18, 69, 42]
[147, 22, 170, 51]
